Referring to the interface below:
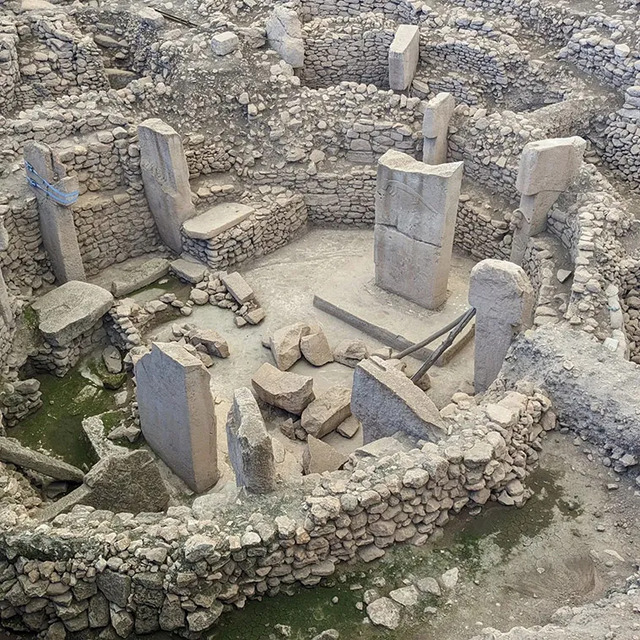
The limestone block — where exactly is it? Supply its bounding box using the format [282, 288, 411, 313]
[182, 203, 253, 241]
[252, 362, 314, 415]
[211, 31, 239, 56]
[135, 343, 218, 493]
[266, 6, 304, 68]
[138, 119, 195, 253]
[187, 328, 230, 358]
[269, 322, 310, 370]
[301, 386, 352, 439]
[516, 137, 586, 196]
[170, 257, 207, 284]
[352, 357, 446, 444]
[226, 387, 276, 493]
[389, 25, 420, 91]
[300, 325, 333, 366]
[469, 259, 534, 393]
[333, 339, 368, 368]
[83, 449, 169, 513]
[221, 271, 255, 304]
[32, 281, 114, 347]
[302, 436, 348, 474]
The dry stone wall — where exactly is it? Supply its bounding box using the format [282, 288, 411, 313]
[0, 386, 555, 637]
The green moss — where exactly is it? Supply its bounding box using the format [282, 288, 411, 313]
[10, 358, 131, 471]
[21, 306, 38, 332]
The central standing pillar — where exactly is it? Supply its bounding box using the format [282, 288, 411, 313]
[24, 142, 85, 284]
[375, 149, 463, 309]
[138, 119, 195, 254]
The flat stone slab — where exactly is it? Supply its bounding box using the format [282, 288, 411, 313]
[182, 203, 254, 240]
[0, 437, 84, 482]
[32, 281, 114, 347]
[171, 257, 207, 284]
[111, 257, 170, 296]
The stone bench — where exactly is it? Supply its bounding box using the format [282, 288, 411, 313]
[182, 203, 254, 241]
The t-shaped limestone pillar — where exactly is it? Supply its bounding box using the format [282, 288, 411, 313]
[422, 92, 455, 164]
[138, 119, 196, 254]
[135, 342, 219, 493]
[226, 387, 276, 493]
[389, 25, 420, 91]
[24, 142, 86, 284]
[469, 259, 534, 393]
[375, 149, 463, 309]
[510, 136, 586, 265]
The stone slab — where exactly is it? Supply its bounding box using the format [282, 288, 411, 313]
[221, 271, 255, 304]
[111, 258, 170, 296]
[135, 342, 218, 493]
[352, 357, 447, 445]
[0, 437, 85, 482]
[171, 257, 207, 284]
[182, 203, 254, 241]
[252, 362, 314, 415]
[31, 281, 114, 347]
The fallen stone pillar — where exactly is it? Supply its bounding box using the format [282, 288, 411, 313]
[135, 342, 218, 493]
[469, 259, 534, 393]
[422, 92, 455, 164]
[375, 149, 463, 309]
[0, 218, 13, 328]
[510, 136, 586, 265]
[226, 387, 276, 493]
[352, 356, 446, 444]
[389, 25, 420, 91]
[24, 142, 85, 283]
[138, 118, 196, 254]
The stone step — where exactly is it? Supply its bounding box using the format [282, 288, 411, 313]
[182, 202, 254, 241]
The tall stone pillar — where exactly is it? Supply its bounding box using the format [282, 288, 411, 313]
[375, 149, 463, 309]
[24, 142, 85, 284]
[389, 25, 420, 91]
[510, 136, 586, 265]
[422, 92, 455, 165]
[226, 387, 276, 494]
[135, 342, 219, 493]
[138, 119, 195, 254]
[469, 259, 534, 393]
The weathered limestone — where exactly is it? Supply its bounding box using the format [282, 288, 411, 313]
[138, 119, 195, 254]
[422, 93, 456, 165]
[24, 142, 85, 283]
[375, 150, 463, 309]
[135, 342, 219, 493]
[269, 322, 310, 370]
[221, 271, 255, 304]
[226, 387, 276, 493]
[187, 328, 230, 358]
[265, 5, 304, 68]
[0, 218, 13, 328]
[111, 258, 170, 296]
[351, 357, 446, 444]
[389, 25, 420, 91]
[31, 281, 114, 347]
[510, 137, 586, 265]
[252, 363, 315, 414]
[300, 325, 333, 366]
[469, 259, 534, 393]
[0, 437, 84, 482]
[211, 31, 239, 56]
[303, 436, 348, 474]
[301, 386, 352, 439]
